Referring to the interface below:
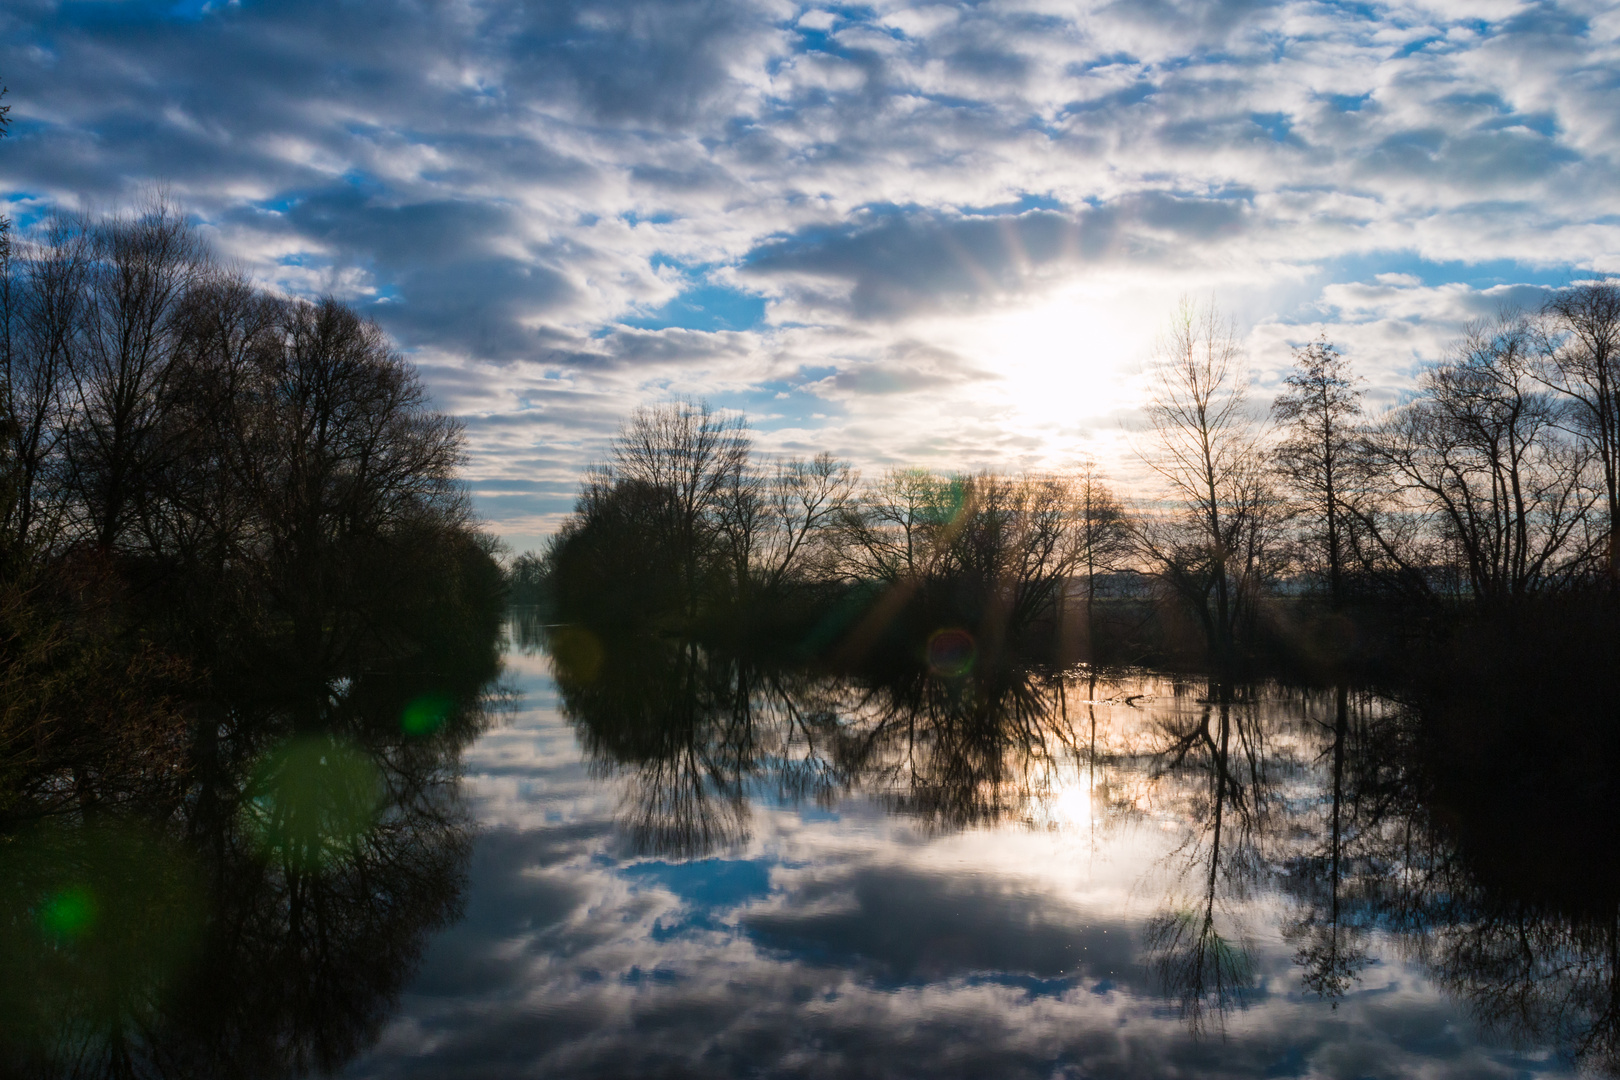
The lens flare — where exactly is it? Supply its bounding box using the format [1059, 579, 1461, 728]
[240, 736, 384, 870]
[926, 628, 976, 677]
[402, 693, 454, 736]
[39, 886, 96, 940]
[1, 818, 203, 1032]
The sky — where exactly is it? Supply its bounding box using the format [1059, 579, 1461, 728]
[3, 0, 1618, 550]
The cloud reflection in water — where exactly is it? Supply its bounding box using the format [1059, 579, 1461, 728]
[342, 633, 1615, 1079]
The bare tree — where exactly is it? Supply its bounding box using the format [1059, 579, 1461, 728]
[64, 198, 209, 551]
[610, 399, 750, 615]
[0, 216, 89, 553]
[715, 452, 857, 606]
[836, 467, 954, 586]
[1271, 338, 1363, 607]
[838, 469, 1086, 641]
[0, 216, 11, 559]
[149, 269, 282, 571]
[1069, 460, 1131, 647]
[1537, 281, 1620, 589]
[1138, 300, 1275, 662]
[555, 403, 855, 624]
[1365, 313, 1592, 604]
[953, 473, 1084, 638]
[223, 297, 467, 667]
[714, 452, 768, 603]
[754, 452, 857, 597]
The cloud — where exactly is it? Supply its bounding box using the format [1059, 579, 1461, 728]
[248, 191, 584, 359]
[745, 194, 1250, 320]
[809, 340, 996, 397]
[490, 0, 793, 127]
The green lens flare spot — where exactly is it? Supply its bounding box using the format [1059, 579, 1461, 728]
[240, 736, 384, 871]
[40, 886, 96, 940]
[402, 693, 454, 736]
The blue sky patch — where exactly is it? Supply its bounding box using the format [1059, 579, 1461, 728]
[621, 283, 767, 333]
[623, 857, 775, 909]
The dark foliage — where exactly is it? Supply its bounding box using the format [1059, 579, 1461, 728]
[0, 204, 507, 1078]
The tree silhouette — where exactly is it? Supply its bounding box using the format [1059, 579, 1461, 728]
[1363, 312, 1592, 604]
[1271, 339, 1363, 608]
[1137, 300, 1278, 664]
[1538, 282, 1620, 589]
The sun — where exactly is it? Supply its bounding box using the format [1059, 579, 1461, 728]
[950, 281, 1163, 444]
[1031, 762, 1102, 832]
[1048, 776, 1097, 830]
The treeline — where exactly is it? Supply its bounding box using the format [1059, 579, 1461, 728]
[540, 398, 1130, 653]
[0, 201, 503, 814]
[540, 285, 1620, 670]
[1261, 289, 1620, 609]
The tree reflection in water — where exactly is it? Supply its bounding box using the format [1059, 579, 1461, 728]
[537, 617, 1620, 1073]
[1280, 686, 1372, 1005]
[0, 643, 501, 1080]
[539, 620, 1085, 856]
[1139, 684, 1264, 1033]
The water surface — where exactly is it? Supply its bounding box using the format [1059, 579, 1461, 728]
[336, 626, 1606, 1079]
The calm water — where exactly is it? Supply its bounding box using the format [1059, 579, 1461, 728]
[325, 626, 1603, 1079]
